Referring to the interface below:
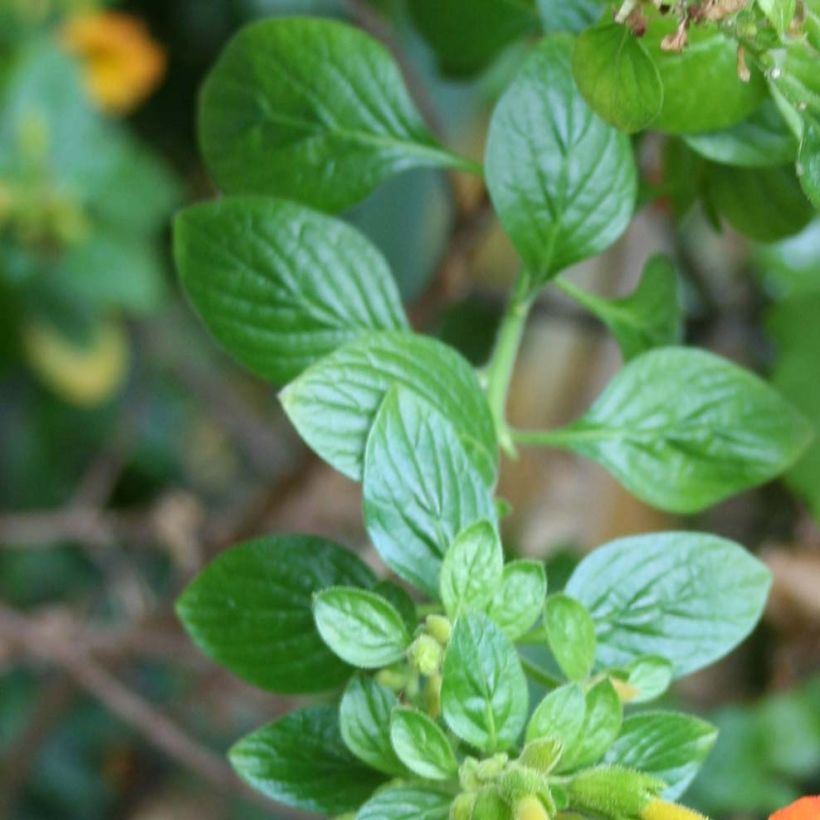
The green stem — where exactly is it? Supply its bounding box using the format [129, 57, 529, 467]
[553, 275, 611, 318]
[484, 271, 535, 454]
[519, 656, 563, 689]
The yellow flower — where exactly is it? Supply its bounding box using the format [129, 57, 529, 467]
[61, 11, 166, 114]
[642, 799, 709, 820]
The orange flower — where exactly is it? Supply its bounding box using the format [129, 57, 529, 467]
[61, 11, 166, 115]
[770, 797, 820, 820]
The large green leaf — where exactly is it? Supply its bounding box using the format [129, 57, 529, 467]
[538, 0, 605, 33]
[572, 23, 663, 133]
[441, 612, 529, 753]
[684, 98, 798, 168]
[706, 163, 815, 242]
[340, 675, 406, 775]
[565, 532, 772, 676]
[556, 255, 681, 361]
[407, 0, 539, 76]
[357, 785, 453, 820]
[313, 586, 411, 668]
[485, 34, 636, 285]
[230, 706, 383, 814]
[363, 387, 496, 597]
[531, 347, 811, 513]
[390, 708, 459, 780]
[439, 520, 503, 619]
[198, 17, 470, 212]
[604, 711, 718, 800]
[176, 535, 374, 693]
[643, 19, 767, 133]
[281, 331, 497, 484]
[174, 197, 407, 385]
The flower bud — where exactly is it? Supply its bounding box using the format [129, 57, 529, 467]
[427, 614, 452, 645]
[409, 634, 443, 676]
[450, 793, 476, 820]
[472, 787, 511, 820]
[641, 799, 709, 820]
[515, 795, 550, 820]
[567, 766, 664, 818]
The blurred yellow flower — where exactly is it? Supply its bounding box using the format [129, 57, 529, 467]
[61, 11, 166, 114]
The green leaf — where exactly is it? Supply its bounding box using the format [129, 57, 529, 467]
[357, 785, 453, 820]
[770, 41, 820, 125]
[198, 17, 470, 212]
[441, 612, 529, 753]
[375, 580, 419, 635]
[798, 122, 820, 208]
[174, 197, 407, 385]
[544, 594, 597, 682]
[280, 331, 497, 484]
[176, 535, 374, 694]
[758, 0, 797, 36]
[313, 586, 411, 668]
[526, 682, 586, 746]
[614, 656, 674, 704]
[440, 520, 504, 619]
[407, 0, 539, 77]
[706, 163, 814, 242]
[643, 19, 767, 133]
[390, 708, 459, 780]
[537, 347, 812, 513]
[565, 531, 773, 676]
[340, 675, 406, 776]
[556, 254, 682, 361]
[684, 98, 798, 168]
[485, 34, 636, 285]
[537, 0, 606, 33]
[604, 711, 718, 800]
[363, 387, 497, 597]
[230, 706, 383, 814]
[487, 560, 547, 640]
[572, 23, 663, 133]
[558, 679, 622, 772]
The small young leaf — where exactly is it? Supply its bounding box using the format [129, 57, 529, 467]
[684, 98, 798, 168]
[565, 532, 773, 676]
[557, 254, 681, 361]
[357, 785, 453, 820]
[440, 520, 504, 619]
[340, 675, 406, 776]
[487, 560, 547, 640]
[363, 388, 497, 597]
[526, 682, 586, 746]
[615, 656, 674, 704]
[485, 34, 636, 285]
[643, 20, 767, 133]
[281, 331, 497, 485]
[313, 586, 411, 669]
[390, 708, 459, 780]
[540, 347, 811, 513]
[176, 535, 374, 694]
[572, 23, 663, 133]
[230, 706, 383, 814]
[706, 163, 815, 242]
[558, 679, 622, 771]
[603, 711, 718, 799]
[441, 612, 529, 753]
[174, 197, 407, 385]
[797, 122, 820, 208]
[407, 0, 539, 77]
[544, 594, 597, 682]
[198, 18, 468, 212]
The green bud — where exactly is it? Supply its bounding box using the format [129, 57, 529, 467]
[498, 766, 555, 816]
[519, 738, 562, 774]
[459, 754, 509, 791]
[376, 664, 408, 691]
[409, 634, 443, 676]
[426, 671, 442, 717]
[567, 766, 665, 819]
[427, 614, 452, 645]
[450, 793, 476, 820]
[515, 795, 551, 820]
[473, 787, 512, 820]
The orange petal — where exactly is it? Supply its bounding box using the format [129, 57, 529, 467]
[771, 797, 820, 820]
